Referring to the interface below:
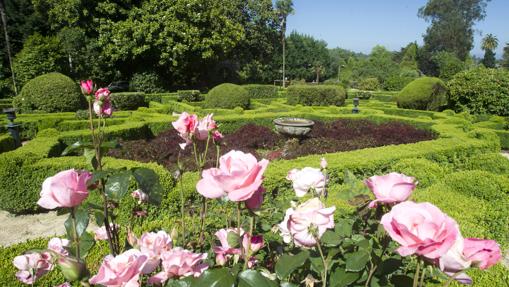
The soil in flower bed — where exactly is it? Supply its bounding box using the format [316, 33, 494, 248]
[107, 119, 435, 171]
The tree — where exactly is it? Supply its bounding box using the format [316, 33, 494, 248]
[275, 0, 293, 87]
[0, 0, 16, 94]
[502, 43, 509, 69]
[399, 42, 419, 70]
[353, 45, 400, 86]
[481, 33, 498, 68]
[285, 32, 330, 82]
[418, 0, 490, 75]
[431, 51, 465, 80]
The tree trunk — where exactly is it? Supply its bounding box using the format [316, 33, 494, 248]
[0, 0, 17, 95]
[281, 19, 286, 88]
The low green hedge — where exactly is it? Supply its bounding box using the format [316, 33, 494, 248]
[243, 84, 278, 99]
[110, 92, 148, 111]
[0, 134, 15, 153]
[177, 90, 202, 102]
[287, 85, 346, 106]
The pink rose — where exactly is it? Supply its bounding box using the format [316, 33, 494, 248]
[172, 112, 198, 144]
[365, 172, 416, 208]
[196, 150, 269, 201]
[80, 80, 93, 95]
[131, 189, 148, 204]
[245, 186, 264, 210]
[93, 88, 112, 117]
[213, 228, 243, 265]
[437, 236, 473, 285]
[286, 167, 326, 197]
[463, 238, 501, 270]
[94, 223, 119, 241]
[279, 198, 335, 247]
[13, 252, 53, 284]
[381, 201, 459, 259]
[47, 237, 70, 257]
[320, 158, 327, 169]
[212, 130, 223, 142]
[138, 230, 173, 274]
[243, 234, 264, 254]
[89, 249, 147, 287]
[37, 169, 92, 209]
[196, 113, 217, 140]
[148, 248, 208, 284]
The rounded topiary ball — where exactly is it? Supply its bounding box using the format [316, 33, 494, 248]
[15, 72, 85, 113]
[205, 83, 250, 109]
[396, 77, 447, 111]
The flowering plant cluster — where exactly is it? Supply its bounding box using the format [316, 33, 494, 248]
[12, 104, 502, 286]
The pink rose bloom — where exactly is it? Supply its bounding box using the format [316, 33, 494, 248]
[47, 237, 70, 257]
[278, 198, 335, 247]
[365, 172, 417, 208]
[243, 234, 264, 254]
[80, 80, 93, 95]
[13, 252, 53, 284]
[213, 228, 243, 265]
[286, 167, 326, 197]
[37, 169, 92, 209]
[196, 113, 217, 140]
[381, 201, 459, 259]
[463, 238, 501, 270]
[93, 88, 112, 117]
[212, 130, 223, 142]
[131, 189, 148, 204]
[148, 248, 208, 284]
[89, 249, 147, 287]
[245, 186, 264, 210]
[196, 150, 269, 202]
[172, 112, 198, 145]
[320, 158, 327, 169]
[437, 236, 473, 285]
[138, 230, 173, 274]
[94, 223, 119, 241]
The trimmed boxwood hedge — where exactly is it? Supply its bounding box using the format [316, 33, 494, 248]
[287, 85, 346, 106]
[177, 90, 202, 102]
[396, 77, 447, 111]
[205, 83, 250, 109]
[110, 92, 148, 110]
[243, 84, 278, 99]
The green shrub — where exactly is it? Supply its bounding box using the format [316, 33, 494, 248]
[177, 90, 202, 102]
[460, 153, 509, 175]
[111, 92, 147, 111]
[396, 77, 447, 111]
[243, 84, 278, 98]
[204, 83, 250, 109]
[13, 72, 85, 113]
[382, 74, 414, 91]
[129, 71, 165, 93]
[447, 67, 509, 116]
[351, 91, 372, 100]
[356, 77, 380, 91]
[287, 85, 346, 106]
[0, 134, 16, 153]
[392, 158, 449, 188]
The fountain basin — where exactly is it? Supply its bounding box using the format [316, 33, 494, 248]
[273, 117, 315, 137]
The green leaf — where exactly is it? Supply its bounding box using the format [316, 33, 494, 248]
[61, 141, 93, 156]
[132, 168, 162, 205]
[64, 214, 74, 241]
[330, 268, 360, 287]
[93, 210, 105, 226]
[379, 258, 402, 275]
[390, 275, 413, 286]
[90, 171, 109, 185]
[78, 231, 95, 259]
[335, 219, 353, 237]
[105, 170, 131, 201]
[226, 231, 241, 248]
[74, 208, 89, 238]
[238, 270, 278, 287]
[275, 250, 309, 279]
[192, 269, 235, 287]
[83, 148, 97, 169]
[321, 230, 342, 246]
[100, 140, 119, 153]
[165, 277, 194, 287]
[345, 250, 370, 272]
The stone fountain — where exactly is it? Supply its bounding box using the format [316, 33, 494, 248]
[273, 117, 315, 138]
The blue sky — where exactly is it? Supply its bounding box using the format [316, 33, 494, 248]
[286, 0, 508, 57]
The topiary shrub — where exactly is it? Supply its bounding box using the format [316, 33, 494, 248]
[13, 72, 85, 113]
[447, 67, 509, 116]
[129, 71, 165, 93]
[177, 90, 202, 102]
[204, 83, 250, 109]
[356, 77, 380, 91]
[287, 85, 346, 106]
[396, 77, 447, 111]
[392, 158, 450, 188]
[243, 84, 278, 99]
[110, 92, 147, 111]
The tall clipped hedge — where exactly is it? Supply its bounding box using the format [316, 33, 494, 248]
[110, 92, 147, 110]
[204, 83, 250, 109]
[447, 67, 509, 116]
[287, 85, 346, 106]
[243, 84, 278, 98]
[13, 72, 85, 113]
[396, 77, 447, 111]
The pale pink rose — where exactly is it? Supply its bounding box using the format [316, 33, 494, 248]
[138, 230, 173, 274]
[80, 80, 93, 95]
[37, 169, 92, 209]
[287, 167, 326, 197]
[381, 201, 459, 259]
[131, 189, 148, 204]
[320, 158, 327, 169]
[213, 228, 243, 265]
[94, 223, 119, 241]
[278, 198, 335, 247]
[463, 238, 502, 270]
[245, 186, 264, 210]
[47, 237, 70, 257]
[148, 248, 208, 284]
[172, 112, 198, 144]
[196, 113, 217, 140]
[13, 252, 53, 284]
[95, 87, 111, 101]
[196, 150, 269, 202]
[89, 249, 147, 287]
[365, 172, 417, 208]
[437, 236, 473, 285]
[212, 130, 223, 142]
[93, 88, 112, 117]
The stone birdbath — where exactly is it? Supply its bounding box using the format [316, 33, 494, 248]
[273, 117, 315, 138]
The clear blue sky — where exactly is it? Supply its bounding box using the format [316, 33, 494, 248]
[286, 0, 508, 57]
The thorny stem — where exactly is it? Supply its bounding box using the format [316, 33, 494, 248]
[413, 260, 421, 287]
[198, 198, 207, 247]
[420, 266, 426, 287]
[244, 215, 255, 270]
[70, 207, 81, 260]
[237, 202, 244, 260]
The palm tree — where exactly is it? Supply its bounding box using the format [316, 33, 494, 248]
[275, 0, 294, 88]
[481, 33, 498, 51]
